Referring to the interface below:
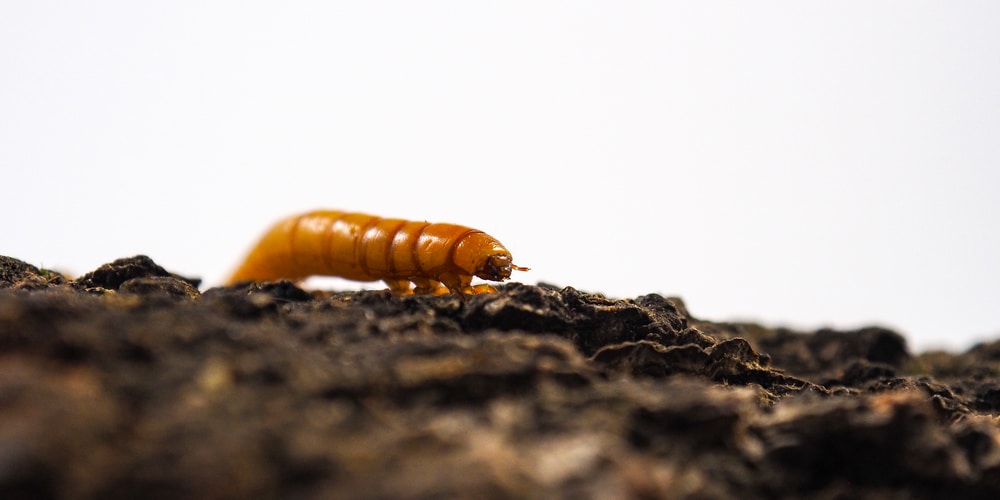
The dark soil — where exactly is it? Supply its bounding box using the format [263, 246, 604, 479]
[2, 254, 1000, 499]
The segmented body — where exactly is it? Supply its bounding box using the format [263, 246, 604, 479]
[227, 210, 526, 295]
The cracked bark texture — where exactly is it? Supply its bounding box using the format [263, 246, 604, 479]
[1, 254, 999, 499]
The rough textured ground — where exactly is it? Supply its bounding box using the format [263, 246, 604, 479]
[2, 254, 1000, 499]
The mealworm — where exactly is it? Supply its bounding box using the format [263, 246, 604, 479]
[227, 210, 528, 295]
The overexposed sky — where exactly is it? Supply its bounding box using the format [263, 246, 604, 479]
[2, 2, 998, 352]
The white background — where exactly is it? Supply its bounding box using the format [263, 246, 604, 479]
[2, 2, 998, 352]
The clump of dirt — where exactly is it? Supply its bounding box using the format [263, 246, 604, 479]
[2, 254, 999, 498]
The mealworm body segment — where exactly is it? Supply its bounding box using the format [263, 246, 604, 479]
[227, 210, 528, 295]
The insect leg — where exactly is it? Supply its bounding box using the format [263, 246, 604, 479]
[468, 284, 498, 294]
[438, 273, 497, 295]
[383, 279, 413, 295]
[411, 277, 449, 295]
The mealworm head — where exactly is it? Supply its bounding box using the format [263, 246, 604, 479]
[452, 232, 527, 284]
[473, 255, 529, 282]
[477, 254, 515, 281]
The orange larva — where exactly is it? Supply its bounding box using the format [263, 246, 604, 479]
[227, 210, 528, 295]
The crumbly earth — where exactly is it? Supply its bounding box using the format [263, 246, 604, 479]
[2, 254, 1000, 499]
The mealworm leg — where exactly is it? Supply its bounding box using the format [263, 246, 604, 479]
[439, 273, 497, 295]
[412, 277, 448, 295]
[467, 284, 498, 294]
[383, 279, 413, 295]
